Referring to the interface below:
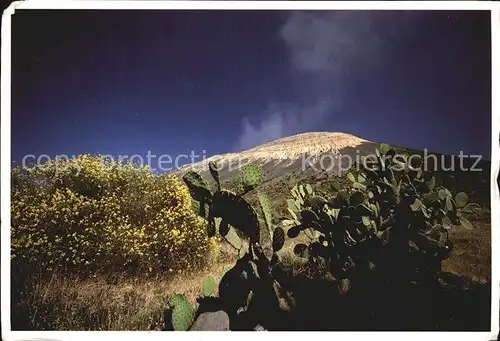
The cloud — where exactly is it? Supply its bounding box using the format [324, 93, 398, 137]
[236, 99, 336, 151]
[234, 11, 420, 151]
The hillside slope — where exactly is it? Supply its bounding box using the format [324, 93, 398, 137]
[172, 131, 490, 206]
[173, 132, 376, 182]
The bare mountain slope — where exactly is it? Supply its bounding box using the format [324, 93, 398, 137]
[171, 131, 490, 208]
[173, 132, 379, 183]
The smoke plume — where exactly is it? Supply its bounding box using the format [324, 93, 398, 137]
[235, 11, 420, 151]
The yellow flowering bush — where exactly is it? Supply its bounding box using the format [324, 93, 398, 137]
[11, 155, 215, 276]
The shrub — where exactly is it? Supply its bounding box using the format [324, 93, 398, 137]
[11, 155, 216, 276]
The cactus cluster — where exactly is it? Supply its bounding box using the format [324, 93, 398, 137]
[176, 144, 478, 329]
[183, 162, 286, 258]
[182, 162, 291, 325]
[284, 143, 475, 283]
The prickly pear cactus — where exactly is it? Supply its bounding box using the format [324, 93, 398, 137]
[209, 161, 221, 191]
[171, 298, 195, 331]
[454, 192, 468, 208]
[211, 190, 260, 242]
[202, 275, 217, 297]
[182, 170, 212, 202]
[280, 142, 478, 285]
[305, 183, 313, 196]
[224, 227, 245, 250]
[379, 143, 390, 155]
[182, 159, 292, 322]
[257, 191, 273, 233]
[272, 226, 285, 252]
[169, 293, 188, 308]
[240, 164, 263, 192]
[308, 195, 328, 212]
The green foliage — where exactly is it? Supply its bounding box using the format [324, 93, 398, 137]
[284, 143, 476, 283]
[182, 162, 283, 256]
[202, 275, 217, 297]
[210, 190, 260, 243]
[379, 143, 390, 155]
[171, 298, 195, 331]
[169, 294, 188, 308]
[179, 143, 479, 326]
[309, 195, 328, 212]
[240, 164, 263, 193]
[183, 170, 212, 203]
[455, 192, 468, 209]
[182, 163, 289, 319]
[257, 191, 273, 233]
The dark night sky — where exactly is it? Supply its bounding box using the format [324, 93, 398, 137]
[11, 10, 492, 169]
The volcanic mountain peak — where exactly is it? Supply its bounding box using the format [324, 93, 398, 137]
[175, 132, 370, 176]
[240, 132, 369, 158]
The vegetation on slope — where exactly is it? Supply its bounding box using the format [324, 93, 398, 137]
[170, 143, 491, 331]
[10, 144, 492, 331]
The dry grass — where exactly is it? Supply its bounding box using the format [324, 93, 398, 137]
[12, 252, 237, 331]
[442, 209, 491, 283]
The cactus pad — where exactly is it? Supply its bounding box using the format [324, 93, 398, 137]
[300, 209, 320, 225]
[305, 183, 313, 195]
[169, 293, 188, 308]
[287, 224, 305, 238]
[272, 226, 285, 252]
[293, 243, 309, 258]
[299, 184, 306, 197]
[427, 176, 436, 190]
[349, 191, 365, 206]
[287, 199, 300, 212]
[182, 171, 212, 201]
[329, 191, 348, 208]
[445, 197, 454, 211]
[172, 298, 195, 331]
[208, 217, 217, 237]
[257, 191, 273, 231]
[219, 218, 230, 237]
[439, 189, 451, 200]
[318, 210, 335, 229]
[211, 190, 260, 242]
[422, 191, 440, 206]
[209, 161, 221, 190]
[309, 195, 328, 212]
[240, 164, 263, 192]
[454, 192, 468, 208]
[202, 275, 217, 297]
[225, 227, 244, 250]
[347, 172, 356, 183]
[379, 143, 390, 155]
[459, 216, 473, 230]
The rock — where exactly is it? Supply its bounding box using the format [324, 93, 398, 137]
[189, 311, 230, 331]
